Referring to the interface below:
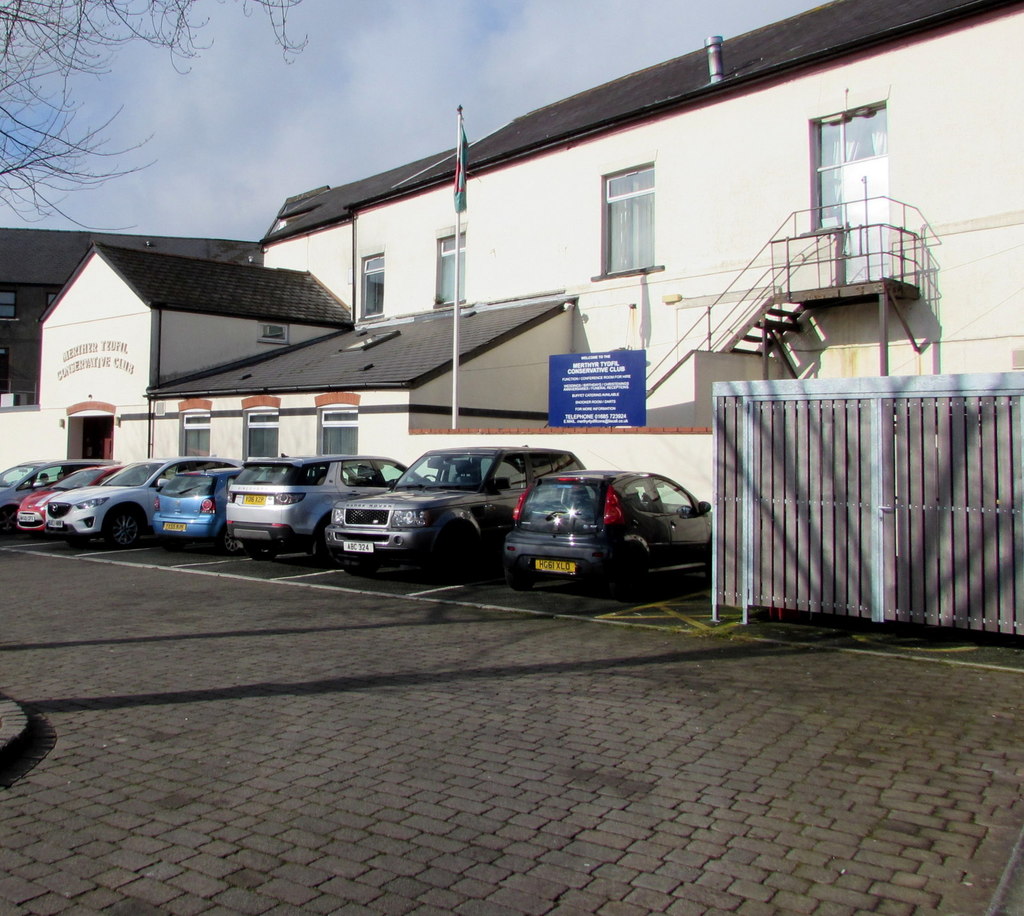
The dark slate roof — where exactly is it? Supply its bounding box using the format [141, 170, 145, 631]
[0, 227, 262, 286]
[90, 244, 350, 327]
[150, 296, 573, 397]
[263, 0, 1017, 244]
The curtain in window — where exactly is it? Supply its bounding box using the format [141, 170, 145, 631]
[606, 169, 654, 273]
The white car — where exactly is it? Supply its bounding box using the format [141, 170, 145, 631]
[45, 457, 241, 548]
[0, 459, 113, 534]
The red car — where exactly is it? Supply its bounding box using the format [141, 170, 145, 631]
[16, 465, 123, 534]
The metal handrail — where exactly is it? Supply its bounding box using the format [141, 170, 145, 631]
[646, 197, 929, 396]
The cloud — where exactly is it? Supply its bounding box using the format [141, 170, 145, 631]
[1, 0, 820, 240]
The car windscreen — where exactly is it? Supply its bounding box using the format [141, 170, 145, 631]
[101, 462, 162, 488]
[1, 465, 35, 487]
[54, 467, 106, 490]
[162, 475, 216, 498]
[519, 480, 602, 533]
[395, 454, 496, 489]
[234, 464, 308, 487]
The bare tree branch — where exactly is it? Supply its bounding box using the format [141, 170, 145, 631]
[0, 0, 306, 221]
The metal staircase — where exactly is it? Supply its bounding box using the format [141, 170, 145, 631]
[647, 197, 927, 396]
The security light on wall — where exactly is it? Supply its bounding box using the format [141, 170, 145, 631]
[662, 293, 683, 304]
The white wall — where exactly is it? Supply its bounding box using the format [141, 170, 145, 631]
[263, 7, 1024, 388]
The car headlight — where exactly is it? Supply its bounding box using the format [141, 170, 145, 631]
[332, 507, 345, 524]
[74, 496, 109, 510]
[391, 509, 429, 528]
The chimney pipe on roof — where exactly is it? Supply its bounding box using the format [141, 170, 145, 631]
[705, 35, 724, 83]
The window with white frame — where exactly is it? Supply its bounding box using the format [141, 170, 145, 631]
[320, 408, 358, 454]
[181, 411, 211, 456]
[259, 322, 289, 344]
[362, 255, 385, 318]
[604, 166, 655, 274]
[436, 233, 466, 305]
[816, 106, 888, 228]
[0, 291, 15, 319]
[246, 410, 279, 458]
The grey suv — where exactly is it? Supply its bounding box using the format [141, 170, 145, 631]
[226, 455, 406, 562]
[326, 447, 583, 577]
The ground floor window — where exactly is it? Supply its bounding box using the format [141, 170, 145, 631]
[320, 408, 357, 454]
[246, 410, 279, 458]
[181, 411, 211, 456]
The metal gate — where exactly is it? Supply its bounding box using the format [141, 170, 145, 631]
[713, 374, 1024, 634]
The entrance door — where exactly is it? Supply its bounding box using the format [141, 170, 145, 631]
[81, 416, 114, 460]
[817, 106, 889, 283]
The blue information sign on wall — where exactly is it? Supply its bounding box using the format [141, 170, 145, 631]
[549, 350, 647, 427]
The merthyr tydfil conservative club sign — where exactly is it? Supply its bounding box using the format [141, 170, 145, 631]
[548, 350, 647, 427]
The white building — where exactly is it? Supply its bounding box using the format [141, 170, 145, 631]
[3, 0, 1021, 495]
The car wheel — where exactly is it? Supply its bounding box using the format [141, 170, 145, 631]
[103, 507, 143, 549]
[243, 542, 278, 561]
[310, 520, 337, 567]
[218, 527, 246, 556]
[0, 505, 16, 534]
[504, 567, 533, 591]
[431, 524, 479, 581]
[608, 546, 649, 601]
[159, 538, 186, 552]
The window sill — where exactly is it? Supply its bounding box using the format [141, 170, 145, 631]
[591, 265, 665, 282]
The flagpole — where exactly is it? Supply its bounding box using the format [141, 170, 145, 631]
[452, 106, 466, 429]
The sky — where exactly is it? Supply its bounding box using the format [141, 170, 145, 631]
[2, 0, 824, 242]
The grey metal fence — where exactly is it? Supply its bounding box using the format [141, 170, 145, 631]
[713, 374, 1024, 634]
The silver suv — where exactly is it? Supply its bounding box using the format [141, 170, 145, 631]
[225, 455, 406, 562]
[45, 457, 241, 548]
[326, 447, 583, 577]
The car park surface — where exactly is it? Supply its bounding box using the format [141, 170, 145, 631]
[2, 535, 1024, 916]
[44, 457, 242, 548]
[504, 470, 712, 599]
[153, 467, 244, 554]
[327, 446, 583, 577]
[226, 455, 406, 562]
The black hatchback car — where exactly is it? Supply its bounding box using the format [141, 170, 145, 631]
[502, 470, 712, 599]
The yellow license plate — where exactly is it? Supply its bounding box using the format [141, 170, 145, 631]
[242, 494, 267, 506]
[535, 558, 577, 574]
[163, 522, 187, 532]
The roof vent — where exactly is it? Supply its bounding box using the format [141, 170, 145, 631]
[705, 35, 724, 83]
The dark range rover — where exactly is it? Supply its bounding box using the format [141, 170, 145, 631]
[325, 447, 583, 577]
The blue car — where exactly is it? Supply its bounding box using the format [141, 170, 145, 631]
[153, 468, 243, 554]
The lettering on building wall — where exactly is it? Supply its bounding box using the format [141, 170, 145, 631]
[57, 340, 135, 381]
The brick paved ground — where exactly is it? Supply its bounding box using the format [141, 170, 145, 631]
[1, 551, 1023, 915]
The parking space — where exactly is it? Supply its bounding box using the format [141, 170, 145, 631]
[2, 533, 720, 630]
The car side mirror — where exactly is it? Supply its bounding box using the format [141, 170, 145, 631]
[698, 501, 712, 516]
[489, 476, 511, 493]
[155, 477, 169, 489]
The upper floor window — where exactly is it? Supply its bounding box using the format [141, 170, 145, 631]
[181, 411, 211, 457]
[361, 255, 385, 318]
[604, 166, 655, 274]
[436, 233, 466, 306]
[816, 106, 888, 228]
[0, 291, 15, 319]
[246, 410, 279, 458]
[259, 322, 289, 344]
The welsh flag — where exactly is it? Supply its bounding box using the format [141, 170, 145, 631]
[454, 109, 468, 213]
